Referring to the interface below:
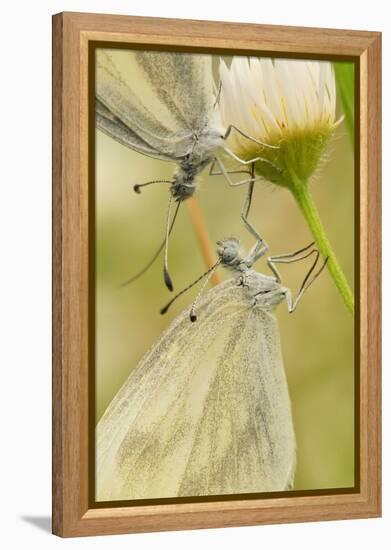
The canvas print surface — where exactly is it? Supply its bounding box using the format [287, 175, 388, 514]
[94, 48, 355, 503]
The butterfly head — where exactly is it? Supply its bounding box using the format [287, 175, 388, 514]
[216, 238, 242, 267]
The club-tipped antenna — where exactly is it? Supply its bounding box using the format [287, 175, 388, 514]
[120, 201, 181, 287]
[160, 259, 221, 317]
[133, 179, 171, 194]
[189, 260, 222, 322]
[163, 194, 176, 291]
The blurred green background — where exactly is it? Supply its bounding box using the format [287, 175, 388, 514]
[95, 56, 355, 492]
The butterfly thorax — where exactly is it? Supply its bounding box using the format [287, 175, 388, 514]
[240, 270, 286, 310]
[170, 152, 214, 201]
[170, 122, 225, 201]
[192, 124, 225, 157]
[217, 238, 286, 310]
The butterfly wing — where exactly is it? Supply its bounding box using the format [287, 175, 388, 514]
[135, 51, 215, 133]
[96, 50, 214, 159]
[178, 305, 296, 497]
[96, 99, 173, 161]
[96, 50, 184, 157]
[96, 280, 295, 501]
[96, 281, 232, 501]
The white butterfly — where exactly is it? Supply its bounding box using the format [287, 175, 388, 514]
[96, 49, 273, 290]
[96, 233, 327, 501]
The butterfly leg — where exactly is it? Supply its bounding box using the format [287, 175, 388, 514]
[242, 165, 269, 265]
[211, 156, 270, 189]
[274, 249, 329, 312]
[210, 156, 260, 187]
[267, 242, 317, 282]
[223, 147, 280, 172]
[224, 125, 279, 150]
[211, 158, 268, 267]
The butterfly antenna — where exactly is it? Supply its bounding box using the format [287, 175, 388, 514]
[163, 194, 177, 291]
[160, 259, 221, 317]
[189, 260, 221, 322]
[120, 201, 181, 287]
[134, 179, 171, 194]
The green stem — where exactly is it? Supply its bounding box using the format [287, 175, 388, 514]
[290, 180, 354, 314]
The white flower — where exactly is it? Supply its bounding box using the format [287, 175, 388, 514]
[219, 57, 340, 187]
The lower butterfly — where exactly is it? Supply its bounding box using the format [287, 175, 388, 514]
[96, 231, 327, 501]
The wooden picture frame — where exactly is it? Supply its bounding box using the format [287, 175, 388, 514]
[52, 11, 381, 537]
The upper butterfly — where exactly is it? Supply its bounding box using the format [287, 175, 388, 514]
[96, 50, 272, 290]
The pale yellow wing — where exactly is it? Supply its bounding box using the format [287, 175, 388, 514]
[96, 280, 295, 501]
[96, 49, 214, 158]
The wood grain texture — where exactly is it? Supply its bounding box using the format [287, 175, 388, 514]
[52, 12, 63, 537]
[363, 33, 382, 515]
[52, 11, 382, 538]
[63, 11, 378, 55]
